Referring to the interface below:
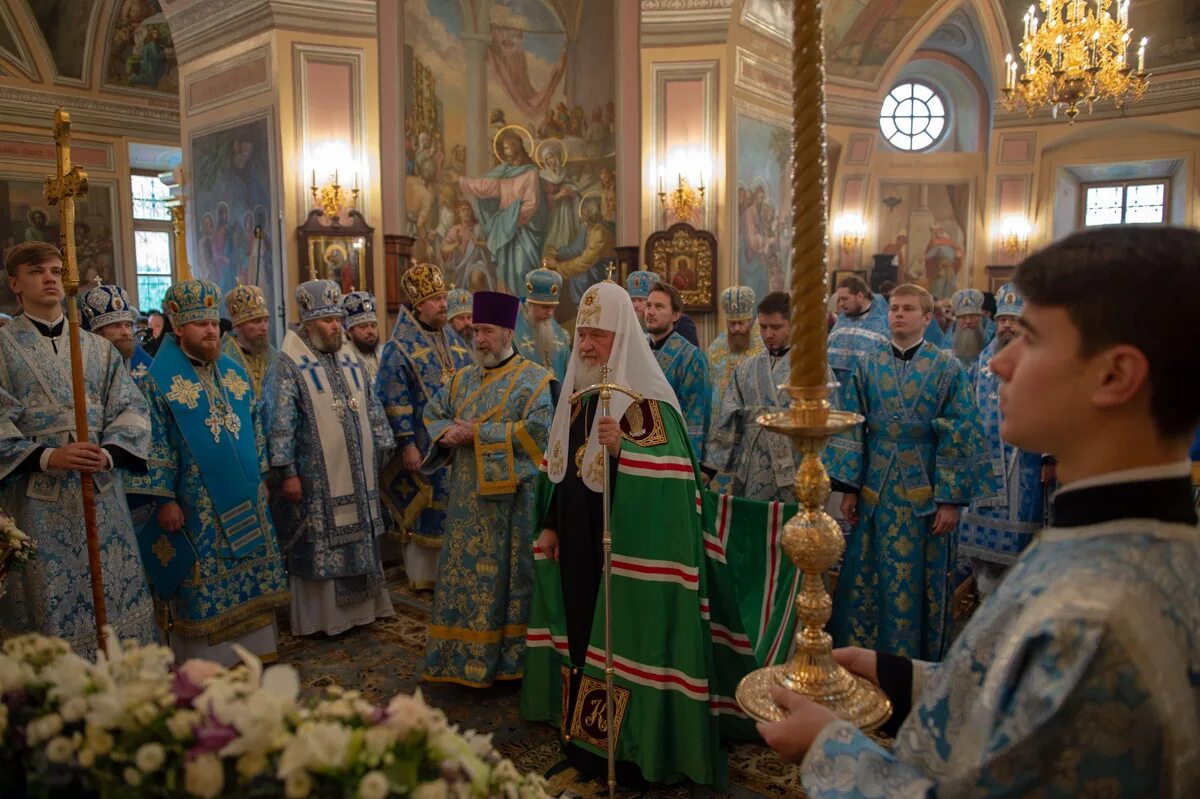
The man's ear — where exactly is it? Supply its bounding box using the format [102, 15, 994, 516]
[1090, 344, 1150, 411]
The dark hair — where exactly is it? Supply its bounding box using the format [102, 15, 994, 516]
[837, 274, 870, 297]
[4, 241, 61, 275]
[879, 280, 897, 297]
[649, 281, 682, 314]
[1014, 226, 1200, 438]
[982, 291, 997, 316]
[757, 290, 790, 319]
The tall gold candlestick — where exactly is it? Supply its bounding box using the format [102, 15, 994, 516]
[736, 0, 891, 732]
[787, 0, 830, 392]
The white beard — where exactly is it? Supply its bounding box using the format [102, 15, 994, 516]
[533, 316, 557, 364]
[572, 361, 604, 393]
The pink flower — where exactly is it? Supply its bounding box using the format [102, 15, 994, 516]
[189, 712, 239, 756]
[173, 660, 222, 706]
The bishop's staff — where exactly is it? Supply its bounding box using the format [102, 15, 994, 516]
[568, 365, 642, 799]
[43, 108, 107, 651]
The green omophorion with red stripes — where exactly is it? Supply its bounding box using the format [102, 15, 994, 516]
[521, 400, 801, 788]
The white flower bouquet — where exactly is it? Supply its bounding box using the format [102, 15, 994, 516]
[0, 630, 548, 799]
[0, 511, 34, 601]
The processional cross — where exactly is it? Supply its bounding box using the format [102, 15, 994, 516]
[44, 108, 108, 651]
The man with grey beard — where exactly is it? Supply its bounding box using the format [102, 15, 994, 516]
[950, 288, 988, 367]
[515, 265, 570, 383]
[221, 284, 278, 400]
[420, 290, 552, 687]
[263, 279, 396, 636]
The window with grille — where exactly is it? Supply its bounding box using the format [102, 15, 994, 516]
[879, 82, 947, 152]
[1082, 180, 1168, 227]
[131, 172, 175, 312]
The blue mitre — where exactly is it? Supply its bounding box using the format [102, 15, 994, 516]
[525, 266, 563, 306]
[79, 283, 135, 331]
[296, 279, 345, 322]
[995, 283, 1025, 318]
[341, 290, 378, 328]
[164, 279, 221, 327]
[626, 270, 658, 300]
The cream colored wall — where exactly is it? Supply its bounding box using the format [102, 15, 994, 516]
[178, 28, 384, 329]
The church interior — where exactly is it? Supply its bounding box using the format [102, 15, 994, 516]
[0, 1, 1198, 797]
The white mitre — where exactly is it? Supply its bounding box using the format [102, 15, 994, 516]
[545, 281, 679, 491]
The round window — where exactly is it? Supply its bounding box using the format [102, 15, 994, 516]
[880, 82, 947, 152]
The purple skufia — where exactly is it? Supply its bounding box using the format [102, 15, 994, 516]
[189, 712, 238, 756]
[172, 669, 204, 707]
[471, 291, 520, 330]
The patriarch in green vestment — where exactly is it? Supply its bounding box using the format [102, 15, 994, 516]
[521, 280, 729, 788]
[421, 290, 553, 687]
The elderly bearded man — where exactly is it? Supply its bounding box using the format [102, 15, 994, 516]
[949, 288, 990, 368]
[514, 265, 571, 384]
[221, 284, 277, 400]
[264, 280, 396, 636]
[342, 290, 383, 387]
[706, 285, 763, 411]
[421, 291, 553, 687]
[376, 264, 471, 590]
[522, 281, 728, 789]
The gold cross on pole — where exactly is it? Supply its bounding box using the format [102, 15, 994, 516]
[43, 107, 108, 652]
[44, 109, 88, 296]
[604, 261, 616, 282]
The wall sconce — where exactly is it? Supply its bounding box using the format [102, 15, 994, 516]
[998, 215, 1032, 256]
[310, 168, 359, 225]
[658, 172, 706, 225]
[833, 212, 868, 253]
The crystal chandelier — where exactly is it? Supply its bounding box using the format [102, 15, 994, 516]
[1002, 0, 1149, 122]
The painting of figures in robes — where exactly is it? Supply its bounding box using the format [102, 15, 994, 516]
[998, 0, 1200, 73]
[190, 114, 278, 325]
[734, 104, 793, 306]
[0, 176, 119, 313]
[876, 181, 973, 299]
[104, 0, 179, 94]
[821, 0, 940, 83]
[402, 0, 617, 321]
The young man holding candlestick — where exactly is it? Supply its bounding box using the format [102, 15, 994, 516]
[762, 226, 1200, 797]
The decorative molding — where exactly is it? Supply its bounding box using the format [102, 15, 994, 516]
[641, 0, 731, 46]
[827, 93, 881, 128]
[997, 132, 1036, 165]
[0, 2, 37, 81]
[650, 60, 720, 232]
[186, 43, 273, 115]
[293, 43, 368, 222]
[738, 0, 791, 47]
[846, 133, 874, 165]
[0, 132, 114, 171]
[0, 85, 179, 138]
[733, 46, 790, 105]
[166, 0, 377, 63]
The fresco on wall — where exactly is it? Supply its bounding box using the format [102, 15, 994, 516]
[822, 0, 939, 83]
[105, 0, 178, 93]
[403, 0, 616, 320]
[190, 116, 277, 318]
[876, 181, 972, 299]
[28, 0, 97, 80]
[740, 0, 792, 44]
[0, 177, 118, 313]
[734, 108, 793, 305]
[1000, 0, 1200, 72]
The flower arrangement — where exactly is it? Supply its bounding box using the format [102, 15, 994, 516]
[0, 631, 548, 799]
[0, 511, 35, 600]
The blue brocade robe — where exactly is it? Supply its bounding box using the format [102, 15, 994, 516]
[263, 332, 395, 606]
[0, 316, 156, 654]
[959, 338, 1043, 567]
[827, 295, 890, 387]
[132, 338, 288, 644]
[705, 350, 799, 503]
[421, 354, 553, 687]
[801, 479, 1200, 798]
[827, 340, 988, 659]
[375, 307, 471, 585]
[513, 305, 570, 384]
[651, 330, 712, 462]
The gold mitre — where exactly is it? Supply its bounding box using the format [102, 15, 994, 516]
[225, 283, 269, 326]
[401, 262, 448, 306]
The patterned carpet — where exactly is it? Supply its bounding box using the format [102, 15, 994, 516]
[279, 569, 803, 798]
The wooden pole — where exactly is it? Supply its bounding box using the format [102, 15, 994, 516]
[43, 108, 107, 652]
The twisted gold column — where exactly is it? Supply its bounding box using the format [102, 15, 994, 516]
[735, 0, 891, 731]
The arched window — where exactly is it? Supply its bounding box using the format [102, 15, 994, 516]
[880, 82, 947, 152]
